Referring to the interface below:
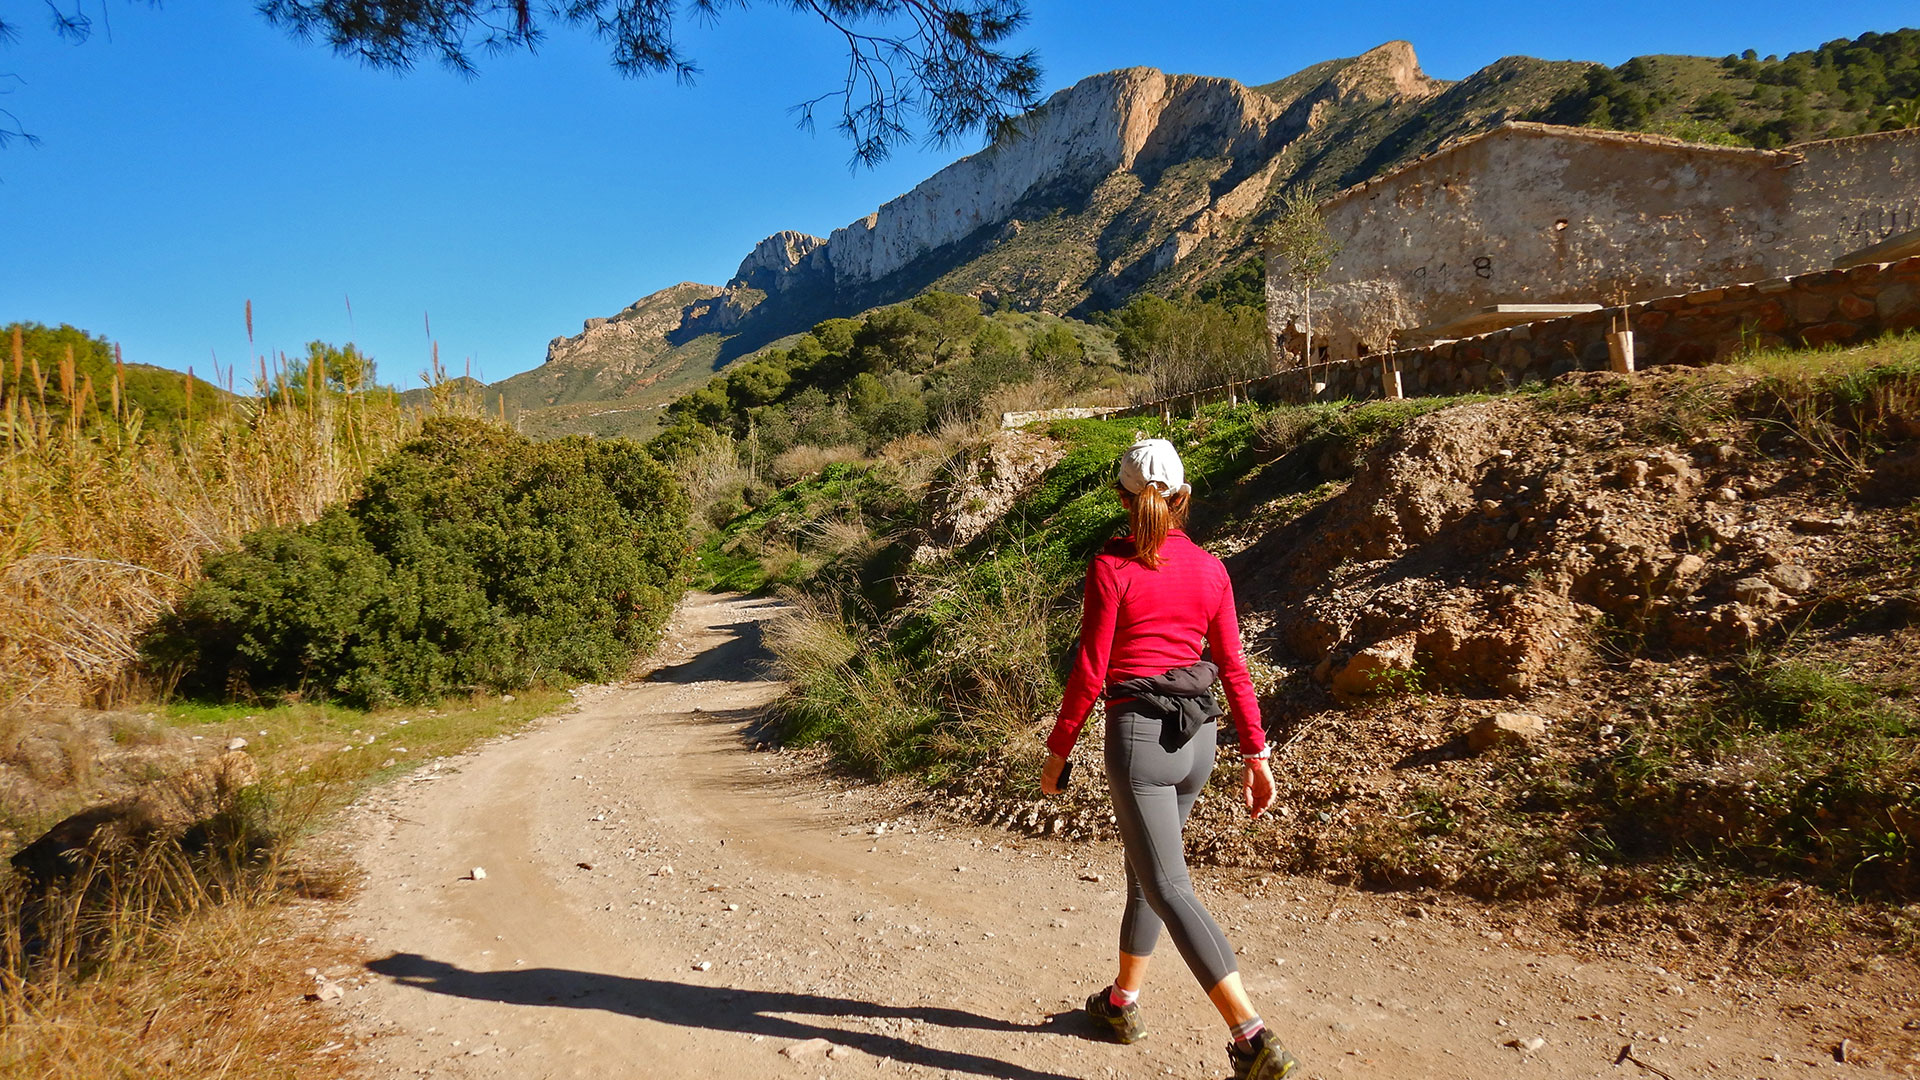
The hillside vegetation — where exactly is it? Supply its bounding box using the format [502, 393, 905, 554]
[733, 335, 1919, 920]
[1529, 28, 1920, 146]
[650, 292, 1129, 461]
[5, 323, 229, 433]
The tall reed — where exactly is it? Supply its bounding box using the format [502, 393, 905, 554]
[1, 356, 473, 708]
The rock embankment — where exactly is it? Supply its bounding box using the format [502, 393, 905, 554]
[1231, 368, 1897, 697]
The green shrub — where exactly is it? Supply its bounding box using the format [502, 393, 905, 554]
[1568, 657, 1918, 896]
[143, 418, 689, 706]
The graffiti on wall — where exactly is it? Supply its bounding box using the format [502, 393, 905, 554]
[1407, 255, 1496, 282]
[1844, 206, 1916, 241]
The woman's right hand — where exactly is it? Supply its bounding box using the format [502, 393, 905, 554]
[1040, 752, 1069, 795]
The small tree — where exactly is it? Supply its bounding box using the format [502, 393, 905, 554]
[1884, 97, 1920, 131]
[1262, 184, 1341, 392]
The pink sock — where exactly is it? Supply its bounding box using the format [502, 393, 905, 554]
[1232, 1016, 1265, 1047]
[1109, 985, 1140, 1008]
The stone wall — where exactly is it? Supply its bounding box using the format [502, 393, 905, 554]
[1266, 124, 1920, 360]
[1246, 257, 1920, 407]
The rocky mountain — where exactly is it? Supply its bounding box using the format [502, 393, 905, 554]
[503, 41, 1545, 438]
[514, 30, 1920, 439]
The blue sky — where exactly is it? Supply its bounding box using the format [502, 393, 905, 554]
[2, 1, 1912, 389]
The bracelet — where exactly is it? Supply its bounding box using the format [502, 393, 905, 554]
[1240, 747, 1271, 762]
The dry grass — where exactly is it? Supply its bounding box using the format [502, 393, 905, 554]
[768, 444, 865, 486]
[766, 545, 1073, 778]
[979, 375, 1069, 418]
[1, 362, 475, 709]
[0, 687, 570, 1080]
[0, 880, 358, 1080]
[0, 765, 352, 1080]
[669, 428, 754, 525]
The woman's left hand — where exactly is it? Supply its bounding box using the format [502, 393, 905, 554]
[1242, 757, 1276, 819]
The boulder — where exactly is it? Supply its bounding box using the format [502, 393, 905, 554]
[1732, 576, 1785, 609]
[1467, 712, 1548, 754]
[1649, 450, 1697, 485]
[1330, 636, 1417, 697]
[780, 1038, 836, 1061]
[1659, 553, 1709, 595]
[1761, 563, 1815, 595]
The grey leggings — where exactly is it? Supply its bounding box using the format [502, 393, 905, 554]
[1104, 708, 1238, 989]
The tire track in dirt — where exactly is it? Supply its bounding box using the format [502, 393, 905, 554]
[327, 593, 1884, 1078]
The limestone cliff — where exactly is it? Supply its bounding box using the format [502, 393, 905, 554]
[750, 42, 1439, 300]
[732, 231, 828, 293]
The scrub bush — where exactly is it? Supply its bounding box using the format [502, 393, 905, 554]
[143, 419, 688, 706]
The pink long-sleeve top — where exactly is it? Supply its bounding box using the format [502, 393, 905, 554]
[1045, 529, 1265, 759]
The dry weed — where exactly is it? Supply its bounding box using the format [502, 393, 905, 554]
[979, 376, 1068, 419]
[769, 444, 864, 486]
[0, 865, 357, 1080]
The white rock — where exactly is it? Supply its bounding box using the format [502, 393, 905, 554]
[469, 867, 487, 881]
[226, 737, 249, 751]
[817, 69, 1290, 288]
[692, 960, 712, 972]
[780, 1037, 835, 1061]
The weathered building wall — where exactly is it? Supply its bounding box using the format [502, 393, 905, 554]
[1225, 257, 1918, 410]
[1789, 130, 1920, 259]
[1266, 123, 1920, 359]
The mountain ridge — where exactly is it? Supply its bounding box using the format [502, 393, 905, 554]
[496, 28, 1918, 439]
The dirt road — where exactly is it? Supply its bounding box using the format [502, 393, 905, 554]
[330, 593, 1904, 1078]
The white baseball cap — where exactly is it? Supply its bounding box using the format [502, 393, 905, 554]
[1117, 438, 1189, 498]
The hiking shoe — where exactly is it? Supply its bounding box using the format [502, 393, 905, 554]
[1228, 1031, 1300, 1080]
[1085, 987, 1147, 1044]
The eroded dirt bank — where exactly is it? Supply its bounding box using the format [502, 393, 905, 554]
[321, 593, 1914, 1078]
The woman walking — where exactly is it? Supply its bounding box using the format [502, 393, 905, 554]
[1040, 438, 1298, 1080]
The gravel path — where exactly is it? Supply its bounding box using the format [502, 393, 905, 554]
[328, 593, 1893, 1078]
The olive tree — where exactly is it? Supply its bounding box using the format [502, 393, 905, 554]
[1261, 184, 1341, 385]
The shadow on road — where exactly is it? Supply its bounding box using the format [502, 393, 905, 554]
[645, 619, 774, 684]
[367, 953, 1086, 1080]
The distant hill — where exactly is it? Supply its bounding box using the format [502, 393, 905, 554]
[4, 322, 231, 432]
[492, 27, 1918, 441]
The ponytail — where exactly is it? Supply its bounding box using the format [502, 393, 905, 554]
[1123, 483, 1189, 569]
